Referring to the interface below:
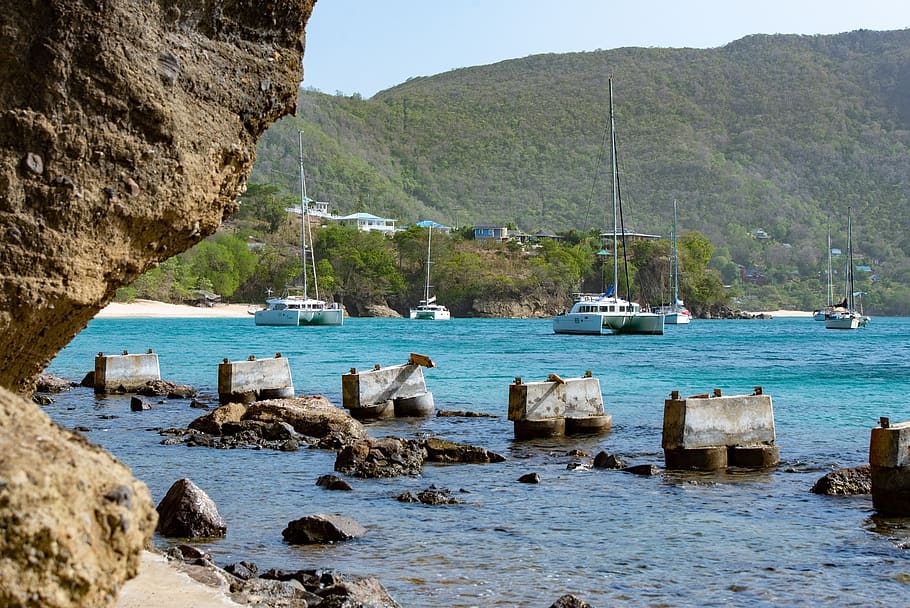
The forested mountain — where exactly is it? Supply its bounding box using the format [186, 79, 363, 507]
[246, 29, 910, 313]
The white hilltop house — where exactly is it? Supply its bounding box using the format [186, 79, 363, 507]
[335, 212, 397, 235]
[286, 197, 336, 219]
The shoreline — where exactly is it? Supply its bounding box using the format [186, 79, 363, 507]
[95, 300, 257, 319]
[96, 300, 815, 320]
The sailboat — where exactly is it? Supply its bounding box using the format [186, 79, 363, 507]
[409, 224, 450, 320]
[812, 225, 836, 321]
[254, 132, 343, 327]
[652, 200, 692, 324]
[825, 208, 869, 330]
[553, 78, 664, 336]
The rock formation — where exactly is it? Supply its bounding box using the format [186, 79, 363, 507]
[0, 0, 314, 394]
[0, 385, 158, 607]
[0, 1, 316, 605]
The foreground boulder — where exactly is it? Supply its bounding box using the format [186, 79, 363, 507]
[811, 465, 871, 495]
[156, 478, 226, 539]
[282, 514, 367, 544]
[0, 386, 157, 607]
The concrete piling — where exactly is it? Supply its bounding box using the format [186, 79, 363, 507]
[342, 353, 435, 419]
[508, 372, 611, 440]
[93, 349, 160, 394]
[217, 353, 294, 405]
[870, 417, 910, 515]
[662, 387, 779, 470]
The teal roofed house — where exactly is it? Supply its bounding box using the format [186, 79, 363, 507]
[415, 220, 451, 233]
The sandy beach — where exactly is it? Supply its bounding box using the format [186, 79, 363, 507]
[96, 300, 814, 320]
[96, 300, 257, 319]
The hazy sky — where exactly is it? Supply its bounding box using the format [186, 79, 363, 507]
[302, 0, 910, 98]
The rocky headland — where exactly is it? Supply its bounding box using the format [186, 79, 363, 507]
[0, 1, 316, 606]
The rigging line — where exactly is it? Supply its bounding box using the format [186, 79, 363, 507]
[581, 119, 612, 233]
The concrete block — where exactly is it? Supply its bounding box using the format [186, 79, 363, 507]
[347, 400, 395, 420]
[662, 393, 775, 450]
[217, 355, 294, 405]
[94, 351, 160, 393]
[342, 364, 427, 410]
[869, 420, 910, 468]
[513, 418, 566, 440]
[871, 465, 910, 516]
[664, 447, 728, 471]
[565, 414, 612, 435]
[394, 392, 435, 417]
[728, 445, 780, 468]
[508, 376, 603, 422]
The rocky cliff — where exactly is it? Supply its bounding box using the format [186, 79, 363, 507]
[0, 0, 313, 394]
[0, 1, 315, 606]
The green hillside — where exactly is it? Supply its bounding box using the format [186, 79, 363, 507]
[246, 29, 910, 314]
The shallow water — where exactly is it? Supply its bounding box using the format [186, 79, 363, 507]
[46, 316, 910, 607]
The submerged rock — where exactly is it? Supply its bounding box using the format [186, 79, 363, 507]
[593, 451, 625, 469]
[317, 474, 354, 491]
[423, 437, 506, 464]
[396, 486, 462, 505]
[811, 465, 871, 495]
[335, 437, 426, 478]
[550, 594, 595, 608]
[282, 514, 367, 544]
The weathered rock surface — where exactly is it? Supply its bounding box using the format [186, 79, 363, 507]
[0, 385, 157, 607]
[593, 451, 625, 469]
[317, 474, 354, 491]
[335, 437, 426, 478]
[245, 396, 368, 447]
[396, 486, 462, 505]
[282, 514, 367, 544]
[0, 0, 315, 395]
[550, 594, 595, 608]
[135, 379, 196, 398]
[180, 397, 366, 451]
[156, 477, 227, 539]
[423, 437, 506, 464]
[335, 436, 507, 478]
[811, 465, 872, 495]
[0, 1, 316, 606]
[34, 373, 73, 393]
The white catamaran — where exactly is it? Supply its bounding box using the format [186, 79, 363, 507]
[409, 224, 450, 320]
[254, 132, 343, 327]
[553, 78, 664, 336]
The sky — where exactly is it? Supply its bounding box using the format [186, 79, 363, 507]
[302, 0, 910, 98]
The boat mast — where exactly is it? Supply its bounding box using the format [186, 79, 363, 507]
[847, 207, 854, 312]
[424, 226, 432, 303]
[297, 131, 320, 301]
[826, 224, 833, 307]
[608, 78, 619, 300]
[672, 200, 679, 306]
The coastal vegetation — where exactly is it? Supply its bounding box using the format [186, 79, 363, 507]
[122, 29, 910, 314]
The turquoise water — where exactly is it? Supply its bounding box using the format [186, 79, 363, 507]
[46, 316, 910, 607]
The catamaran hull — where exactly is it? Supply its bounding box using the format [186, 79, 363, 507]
[663, 312, 691, 325]
[553, 312, 664, 335]
[254, 309, 344, 326]
[410, 310, 450, 320]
